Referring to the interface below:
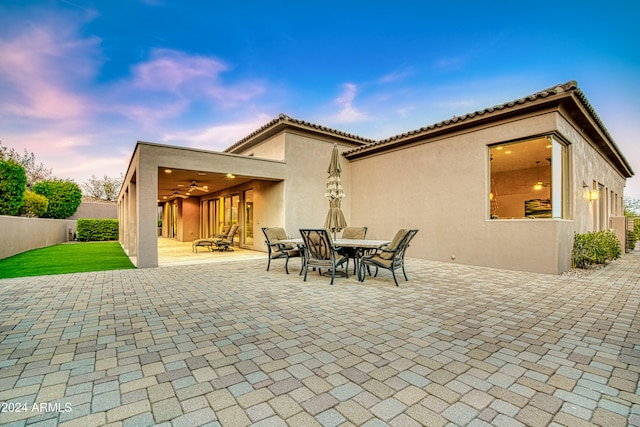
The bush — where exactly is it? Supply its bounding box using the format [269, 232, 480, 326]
[76, 219, 119, 241]
[627, 230, 638, 252]
[19, 190, 49, 217]
[33, 179, 82, 219]
[572, 230, 622, 268]
[0, 159, 27, 216]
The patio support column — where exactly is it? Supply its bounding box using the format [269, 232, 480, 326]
[127, 182, 137, 259]
[136, 158, 159, 268]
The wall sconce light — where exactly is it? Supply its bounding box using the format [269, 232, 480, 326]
[589, 190, 599, 201]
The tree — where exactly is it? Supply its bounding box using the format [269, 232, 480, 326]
[19, 190, 49, 217]
[82, 174, 124, 201]
[33, 179, 82, 219]
[624, 196, 640, 216]
[0, 141, 53, 188]
[0, 159, 27, 216]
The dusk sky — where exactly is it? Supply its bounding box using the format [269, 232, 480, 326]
[1, 1, 639, 198]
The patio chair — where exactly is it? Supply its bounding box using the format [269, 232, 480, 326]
[262, 227, 300, 274]
[192, 224, 232, 253]
[360, 229, 419, 286]
[341, 226, 367, 274]
[300, 228, 349, 285]
[214, 224, 240, 251]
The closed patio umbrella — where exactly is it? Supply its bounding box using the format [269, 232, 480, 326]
[323, 143, 347, 238]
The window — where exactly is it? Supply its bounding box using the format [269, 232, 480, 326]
[244, 189, 254, 245]
[489, 136, 567, 219]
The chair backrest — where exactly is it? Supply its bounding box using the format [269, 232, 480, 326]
[218, 224, 231, 236]
[392, 229, 419, 263]
[300, 229, 335, 261]
[379, 229, 408, 260]
[225, 224, 240, 239]
[342, 226, 367, 240]
[263, 227, 287, 244]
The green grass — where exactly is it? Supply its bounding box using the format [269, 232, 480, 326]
[0, 242, 135, 279]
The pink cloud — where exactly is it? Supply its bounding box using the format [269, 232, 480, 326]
[161, 114, 274, 151]
[128, 49, 265, 108]
[0, 21, 100, 121]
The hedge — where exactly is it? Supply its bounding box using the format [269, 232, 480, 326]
[77, 219, 119, 241]
[572, 230, 621, 268]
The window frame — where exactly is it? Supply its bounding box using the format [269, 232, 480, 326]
[488, 135, 569, 220]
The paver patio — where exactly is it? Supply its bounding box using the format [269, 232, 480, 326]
[0, 250, 638, 426]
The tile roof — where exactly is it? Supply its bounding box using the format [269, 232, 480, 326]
[344, 81, 584, 156]
[224, 114, 375, 153]
[342, 80, 633, 177]
[223, 82, 632, 177]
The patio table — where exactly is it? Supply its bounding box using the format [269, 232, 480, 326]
[334, 239, 390, 281]
[280, 238, 390, 281]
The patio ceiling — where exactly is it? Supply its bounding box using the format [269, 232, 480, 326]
[157, 167, 255, 202]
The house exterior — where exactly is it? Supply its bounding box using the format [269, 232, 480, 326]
[118, 81, 634, 274]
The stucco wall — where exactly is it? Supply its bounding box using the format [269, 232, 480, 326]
[0, 215, 76, 260]
[283, 133, 357, 235]
[235, 134, 286, 161]
[347, 110, 577, 274]
[557, 114, 627, 233]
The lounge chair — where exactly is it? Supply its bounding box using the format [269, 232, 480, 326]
[262, 227, 300, 274]
[340, 226, 367, 274]
[360, 229, 419, 286]
[300, 228, 349, 285]
[192, 224, 232, 253]
[213, 224, 240, 251]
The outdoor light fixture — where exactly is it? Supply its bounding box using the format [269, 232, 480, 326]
[226, 173, 235, 179]
[589, 190, 599, 201]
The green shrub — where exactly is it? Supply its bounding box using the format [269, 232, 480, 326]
[77, 219, 119, 241]
[0, 159, 27, 216]
[19, 190, 49, 217]
[572, 230, 622, 268]
[627, 230, 638, 252]
[33, 179, 82, 219]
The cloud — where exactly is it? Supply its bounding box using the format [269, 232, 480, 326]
[378, 67, 414, 84]
[161, 114, 274, 151]
[128, 49, 265, 108]
[331, 83, 367, 123]
[0, 18, 100, 121]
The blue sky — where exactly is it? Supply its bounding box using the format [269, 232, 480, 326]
[1, 1, 639, 198]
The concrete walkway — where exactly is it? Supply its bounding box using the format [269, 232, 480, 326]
[0, 251, 638, 426]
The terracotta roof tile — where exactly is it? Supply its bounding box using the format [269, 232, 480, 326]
[344, 81, 581, 156]
[224, 114, 374, 153]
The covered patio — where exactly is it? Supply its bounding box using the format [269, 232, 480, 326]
[157, 237, 265, 267]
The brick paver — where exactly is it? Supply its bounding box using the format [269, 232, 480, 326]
[1, 250, 639, 426]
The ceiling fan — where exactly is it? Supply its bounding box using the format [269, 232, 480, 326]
[167, 190, 189, 200]
[187, 180, 209, 193]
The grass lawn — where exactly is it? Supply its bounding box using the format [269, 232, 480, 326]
[0, 242, 135, 279]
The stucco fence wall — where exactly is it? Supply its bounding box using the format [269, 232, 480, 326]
[0, 215, 77, 260]
[0, 202, 118, 261]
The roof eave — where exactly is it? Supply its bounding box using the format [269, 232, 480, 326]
[224, 114, 373, 154]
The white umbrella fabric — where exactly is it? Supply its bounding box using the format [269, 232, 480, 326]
[323, 144, 347, 237]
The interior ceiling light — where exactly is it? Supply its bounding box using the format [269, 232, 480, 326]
[226, 173, 235, 178]
[533, 161, 543, 190]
